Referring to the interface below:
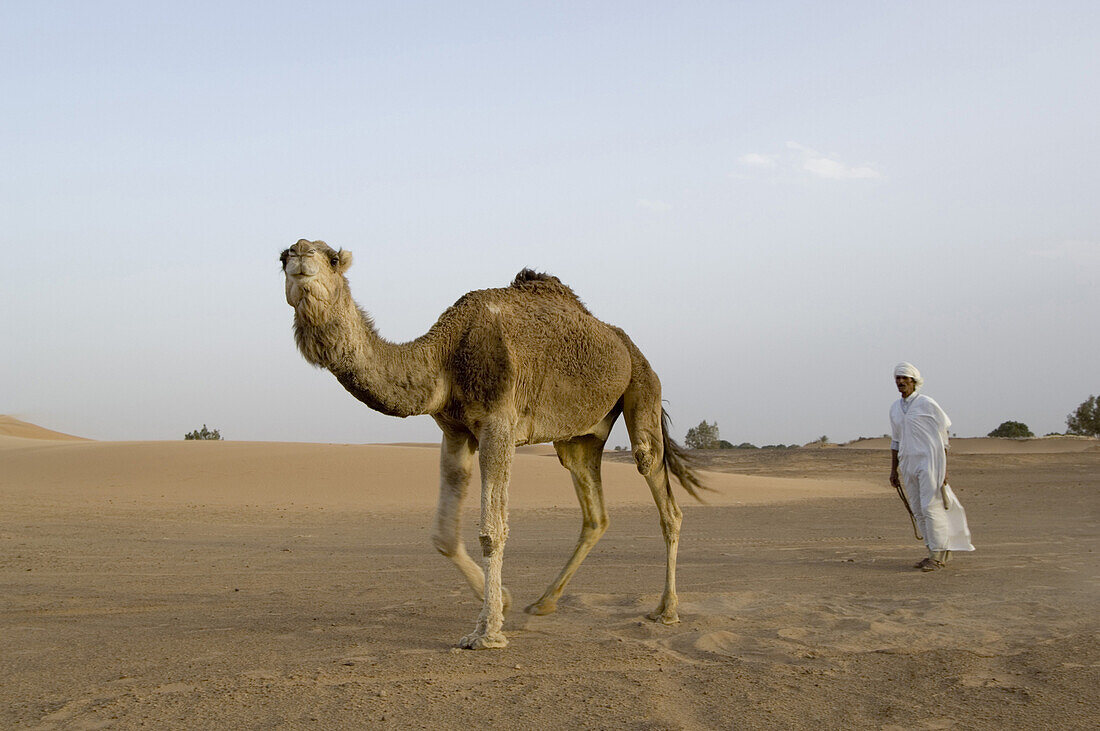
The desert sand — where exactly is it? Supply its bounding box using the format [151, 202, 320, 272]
[2, 417, 1097, 729]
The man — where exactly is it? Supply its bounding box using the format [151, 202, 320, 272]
[889, 362, 974, 571]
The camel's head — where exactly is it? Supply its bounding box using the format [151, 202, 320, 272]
[280, 239, 354, 321]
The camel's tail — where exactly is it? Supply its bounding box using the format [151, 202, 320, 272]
[661, 408, 709, 502]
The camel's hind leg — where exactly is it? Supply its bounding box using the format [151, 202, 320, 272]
[430, 428, 512, 616]
[640, 459, 682, 624]
[623, 382, 683, 625]
[525, 434, 610, 616]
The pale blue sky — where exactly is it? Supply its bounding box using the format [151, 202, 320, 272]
[3, 1, 1097, 445]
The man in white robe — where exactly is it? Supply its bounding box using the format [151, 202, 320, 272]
[889, 362, 974, 570]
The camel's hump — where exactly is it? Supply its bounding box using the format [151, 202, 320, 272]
[508, 268, 592, 314]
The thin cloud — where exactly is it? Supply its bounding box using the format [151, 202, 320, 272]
[738, 153, 778, 168]
[785, 141, 820, 156]
[787, 140, 882, 180]
[737, 141, 883, 181]
[803, 156, 882, 180]
[637, 198, 672, 213]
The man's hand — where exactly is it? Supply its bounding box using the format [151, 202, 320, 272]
[890, 470, 901, 488]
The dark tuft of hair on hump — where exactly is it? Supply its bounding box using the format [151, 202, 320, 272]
[511, 268, 562, 287]
[508, 267, 592, 314]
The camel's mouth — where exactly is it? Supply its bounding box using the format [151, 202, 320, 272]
[284, 262, 324, 308]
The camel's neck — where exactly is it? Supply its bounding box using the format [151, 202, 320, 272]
[294, 291, 445, 418]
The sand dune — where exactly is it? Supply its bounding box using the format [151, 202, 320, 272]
[0, 415, 88, 442]
[0, 415, 882, 513]
[0, 432, 879, 512]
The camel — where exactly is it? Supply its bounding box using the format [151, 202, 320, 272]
[281, 239, 705, 649]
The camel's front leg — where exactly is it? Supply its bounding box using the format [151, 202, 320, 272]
[459, 421, 513, 650]
[431, 430, 512, 613]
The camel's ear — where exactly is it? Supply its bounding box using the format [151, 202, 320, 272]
[336, 249, 353, 274]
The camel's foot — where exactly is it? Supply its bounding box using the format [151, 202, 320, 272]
[457, 631, 508, 650]
[524, 598, 558, 616]
[646, 607, 680, 625]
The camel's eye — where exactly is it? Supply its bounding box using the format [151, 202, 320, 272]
[329, 255, 340, 267]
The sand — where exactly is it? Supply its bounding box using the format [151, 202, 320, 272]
[2, 417, 1097, 729]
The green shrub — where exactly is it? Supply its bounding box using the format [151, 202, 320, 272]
[184, 424, 222, 441]
[987, 421, 1033, 438]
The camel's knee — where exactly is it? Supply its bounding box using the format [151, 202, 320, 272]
[432, 532, 459, 558]
[585, 514, 609, 536]
[478, 530, 506, 557]
[440, 463, 471, 490]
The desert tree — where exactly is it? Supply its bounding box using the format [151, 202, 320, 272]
[1066, 395, 1100, 437]
[684, 420, 720, 450]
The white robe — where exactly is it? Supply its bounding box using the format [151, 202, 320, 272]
[891, 392, 974, 552]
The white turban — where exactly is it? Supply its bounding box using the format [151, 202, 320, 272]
[894, 362, 924, 388]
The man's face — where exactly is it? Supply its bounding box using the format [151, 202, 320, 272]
[895, 375, 916, 398]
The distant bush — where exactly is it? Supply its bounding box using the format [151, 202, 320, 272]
[685, 420, 720, 450]
[184, 424, 222, 441]
[847, 436, 887, 444]
[988, 420, 1034, 438]
[1066, 395, 1100, 437]
[713, 439, 760, 449]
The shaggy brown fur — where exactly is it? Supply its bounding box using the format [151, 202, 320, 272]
[281, 238, 705, 649]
